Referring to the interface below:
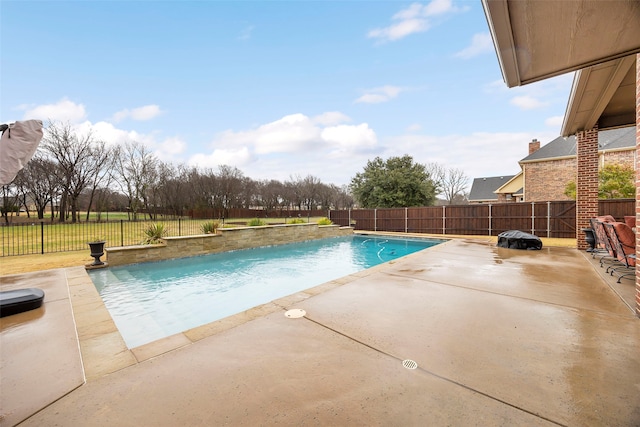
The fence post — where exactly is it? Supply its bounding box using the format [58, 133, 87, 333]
[442, 206, 446, 235]
[405, 207, 408, 233]
[488, 204, 492, 236]
[40, 221, 44, 254]
[547, 201, 551, 238]
[531, 202, 535, 234]
[374, 209, 377, 232]
[178, 218, 182, 236]
[348, 208, 351, 228]
[120, 220, 124, 247]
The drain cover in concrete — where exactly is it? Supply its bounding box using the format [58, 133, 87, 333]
[285, 309, 306, 318]
[402, 359, 418, 370]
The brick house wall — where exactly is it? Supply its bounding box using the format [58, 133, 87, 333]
[600, 149, 636, 168]
[523, 149, 635, 202]
[523, 158, 576, 202]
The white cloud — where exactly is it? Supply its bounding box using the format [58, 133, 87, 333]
[156, 137, 187, 159]
[75, 120, 154, 148]
[188, 112, 380, 178]
[368, 0, 463, 43]
[545, 115, 564, 129]
[22, 98, 87, 123]
[210, 113, 377, 155]
[383, 130, 558, 184]
[355, 85, 404, 104]
[312, 111, 351, 126]
[112, 104, 162, 122]
[407, 123, 422, 132]
[423, 0, 458, 16]
[189, 147, 252, 169]
[368, 19, 430, 42]
[239, 25, 255, 40]
[252, 114, 321, 154]
[321, 123, 377, 156]
[454, 33, 493, 59]
[510, 95, 548, 110]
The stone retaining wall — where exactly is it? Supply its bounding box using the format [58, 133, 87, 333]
[105, 224, 353, 267]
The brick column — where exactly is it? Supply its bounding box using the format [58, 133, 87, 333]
[576, 126, 599, 250]
[635, 53, 640, 317]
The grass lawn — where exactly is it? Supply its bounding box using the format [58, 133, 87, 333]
[0, 216, 329, 257]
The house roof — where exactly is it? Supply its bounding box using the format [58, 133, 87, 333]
[519, 126, 636, 163]
[494, 172, 523, 195]
[468, 175, 515, 202]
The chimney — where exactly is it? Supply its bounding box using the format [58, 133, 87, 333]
[529, 139, 540, 155]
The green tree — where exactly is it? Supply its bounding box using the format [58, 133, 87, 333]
[599, 164, 635, 199]
[564, 164, 635, 200]
[349, 155, 437, 208]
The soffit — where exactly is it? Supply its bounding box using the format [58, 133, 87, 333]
[482, 0, 640, 87]
[483, 0, 640, 137]
[494, 172, 522, 194]
[561, 56, 637, 136]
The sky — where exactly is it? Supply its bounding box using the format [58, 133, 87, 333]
[1, 0, 573, 191]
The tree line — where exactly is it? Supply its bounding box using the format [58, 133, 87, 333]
[1, 121, 470, 224]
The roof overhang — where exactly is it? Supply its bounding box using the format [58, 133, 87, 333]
[483, 0, 640, 137]
[494, 171, 522, 194]
[482, 0, 640, 87]
[561, 56, 637, 136]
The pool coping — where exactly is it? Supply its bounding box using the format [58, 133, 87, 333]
[73, 233, 453, 380]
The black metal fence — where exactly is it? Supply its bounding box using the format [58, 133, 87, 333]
[1, 218, 220, 257]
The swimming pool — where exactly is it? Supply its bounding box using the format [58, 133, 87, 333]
[88, 234, 444, 348]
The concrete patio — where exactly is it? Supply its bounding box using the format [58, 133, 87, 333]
[1, 236, 639, 426]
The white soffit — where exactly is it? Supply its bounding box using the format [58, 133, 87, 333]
[482, 0, 640, 87]
[561, 56, 637, 136]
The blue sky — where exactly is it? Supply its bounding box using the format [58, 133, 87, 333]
[1, 0, 573, 189]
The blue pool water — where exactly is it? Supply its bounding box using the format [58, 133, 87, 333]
[88, 235, 443, 348]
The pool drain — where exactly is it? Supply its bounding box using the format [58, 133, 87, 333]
[402, 359, 418, 370]
[285, 309, 306, 319]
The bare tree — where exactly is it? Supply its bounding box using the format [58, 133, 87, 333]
[426, 163, 469, 205]
[216, 165, 245, 216]
[157, 163, 191, 217]
[12, 153, 60, 219]
[330, 184, 354, 210]
[284, 176, 304, 211]
[0, 184, 20, 224]
[42, 121, 108, 222]
[257, 179, 285, 213]
[84, 142, 115, 221]
[440, 167, 470, 205]
[114, 141, 159, 220]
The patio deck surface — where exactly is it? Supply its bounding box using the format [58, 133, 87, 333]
[1, 237, 639, 426]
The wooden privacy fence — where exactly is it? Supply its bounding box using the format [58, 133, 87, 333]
[329, 199, 635, 238]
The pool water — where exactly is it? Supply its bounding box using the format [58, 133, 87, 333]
[88, 235, 443, 348]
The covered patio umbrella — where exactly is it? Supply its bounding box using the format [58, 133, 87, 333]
[0, 119, 44, 185]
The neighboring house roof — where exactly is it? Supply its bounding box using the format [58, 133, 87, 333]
[495, 172, 523, 196]
[468, 175, 515, 202]
[520, 126, 635, 163]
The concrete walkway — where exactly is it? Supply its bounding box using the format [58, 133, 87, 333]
[6, 238, 640, 426]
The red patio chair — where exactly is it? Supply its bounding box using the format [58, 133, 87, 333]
[590, 217, 617, 266]
[603, 222, 636, 283]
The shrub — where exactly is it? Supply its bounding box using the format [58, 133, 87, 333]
[317, 217, 333, 225]
[142, 223, 169, 244]
[287, 218, 306, 224]
[201, 220, 220, 234]
[247, 218, 267, 227]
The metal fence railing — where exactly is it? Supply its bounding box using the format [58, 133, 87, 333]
[1, 218, 219, 257]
